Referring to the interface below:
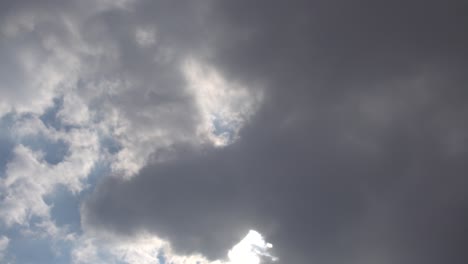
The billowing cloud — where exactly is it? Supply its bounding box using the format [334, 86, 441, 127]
[70, 229, 274, 264]
[228, 230, 276, 264]
[82, 1, 468, 264]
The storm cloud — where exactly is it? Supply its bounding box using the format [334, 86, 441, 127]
[83, 0, 468, 263]
[1, 0, 468, 263]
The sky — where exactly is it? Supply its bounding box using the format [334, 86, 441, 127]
[0, 0, 468, 263]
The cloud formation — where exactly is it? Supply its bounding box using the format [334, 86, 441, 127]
[1, 0, 468, 263]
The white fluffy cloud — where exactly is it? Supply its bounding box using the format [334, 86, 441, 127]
[228, 230, 277, 264]
[71, 230, 275, 264]
[0, 122, 99, 228]
[0, 1, 266, 263]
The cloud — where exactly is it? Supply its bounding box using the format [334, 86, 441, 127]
[82, 1, 468, 264]
[0, 121, 99, 228]
[0, 236, 9, 261]
[0, 0, 266, 262]
[228, 230, 276, 264]
[1, 0, 468, 263]
[182, 57, 263, 146]
[71, 229, 274, 264]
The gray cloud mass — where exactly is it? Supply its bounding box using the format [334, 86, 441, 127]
[0, 0, 467, 263]
[82, 0, 468, 263]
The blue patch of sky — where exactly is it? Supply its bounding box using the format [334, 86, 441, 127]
[43, 152, 114, 237]
[212, 115, 236, 142]
[0, 184, 77, 264]
[81, 160, 112, 196]
[39, 97, 64, 131]
[0, 158, 113, 264]
[100, 135, 122, 155]
[44, 185, 82, 235]
[1, 224, 73, 264]
[19, 135, 69, 165]
[39, 96, 81, 132]
[0, 94, 129, 264]
[0, 98, 71, 170]
[157, 250, 167, 264]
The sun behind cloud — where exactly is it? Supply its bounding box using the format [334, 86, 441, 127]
[228, 230, 277, 264]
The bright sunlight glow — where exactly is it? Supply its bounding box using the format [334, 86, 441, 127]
[227, 230, 277, 264]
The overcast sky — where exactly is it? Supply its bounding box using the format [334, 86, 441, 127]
[1, 0, 468, 263]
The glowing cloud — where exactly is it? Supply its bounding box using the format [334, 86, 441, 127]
[182, 58, 262, 147]
[228, 230, 277, 264]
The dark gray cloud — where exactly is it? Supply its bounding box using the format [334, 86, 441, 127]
[79, 0, 468, 263]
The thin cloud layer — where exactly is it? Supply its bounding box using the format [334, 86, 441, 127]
[0, 236, 9, 261]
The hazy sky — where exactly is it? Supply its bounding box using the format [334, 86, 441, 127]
[0, 1, 467, 263]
